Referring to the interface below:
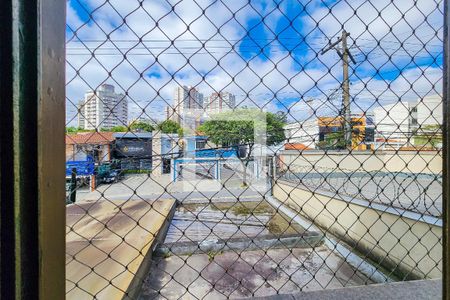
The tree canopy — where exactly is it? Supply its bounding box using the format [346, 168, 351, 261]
[316, 131, 346, 150]
[100, 126, 128, 132]
[413, 124, 442, 149]
[157, 120, 183, 135]
[129, 121, 154, 132]
[198, 109, 286, 147]
[66, 126, 79, 133]
[198, 109, 286, 187]
[66, 126, 95, 133]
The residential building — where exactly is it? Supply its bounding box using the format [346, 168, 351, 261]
[413, 95, 443, 149]
[364, 112, 376, 145]
[284, 119, 320, 149]
[65, 132, 115, 163]
[373, 101, 418, 149]
[204, 91, 236, 113]
[152, 132, 181, 175]
[317, 114, 372, 150]
[415, 94, 443, 127]
[372, 95, 443, 149]
[169, 85, 204, 123]
[184, 136, 209, 154]
[284, 113, 374, 150]
[78, 84, 128, 130]
[113, 132, 152, 170]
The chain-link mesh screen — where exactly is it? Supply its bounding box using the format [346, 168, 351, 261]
[65, 0, 444, 299]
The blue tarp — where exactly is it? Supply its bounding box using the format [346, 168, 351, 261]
[190, 147, 238, 158]
[66, 157, 95, 176]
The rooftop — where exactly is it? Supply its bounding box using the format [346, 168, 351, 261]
[66, 132, 115, 145]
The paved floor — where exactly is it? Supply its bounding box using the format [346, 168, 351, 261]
[75, 172, 269, 204]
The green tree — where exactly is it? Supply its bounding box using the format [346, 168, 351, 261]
[66, 126, 95, 133]
[317, 131, 346, 150]
[101, 126, 128, 132]
[413, 124, 442, 149]
[130, 121, 154, 132]
[199, 109, 286, 186]
[66, 126, 78, 133]
[157, 120, 183, 135]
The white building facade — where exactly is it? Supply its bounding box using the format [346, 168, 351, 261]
[78, 84, 128, 130]
[284, 118, 320, 149]
[373, 95, 443, 149]
[415, 94, 443, 127]
[77, 100, 85, 129]
[373, 101, 417, 149]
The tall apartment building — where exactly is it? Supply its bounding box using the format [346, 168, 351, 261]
[78, 84, 128, 130]
[204, 91, 236, 113]
[168, 85, 204, 123]
[77, 100, 85, 129]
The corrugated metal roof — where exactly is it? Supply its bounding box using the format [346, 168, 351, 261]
[113, 132, 152, 139]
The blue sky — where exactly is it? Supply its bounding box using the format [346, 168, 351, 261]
[66, 0, 443, 125]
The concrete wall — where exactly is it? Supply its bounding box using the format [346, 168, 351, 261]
[280, 150, 442, 174]
[273, 181, 442, 279]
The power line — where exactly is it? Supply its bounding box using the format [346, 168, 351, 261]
[65, 37, 331, 43]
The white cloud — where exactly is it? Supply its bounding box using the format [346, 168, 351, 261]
[66, 0, 444, 126]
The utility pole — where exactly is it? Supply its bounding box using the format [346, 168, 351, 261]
[321, 30, 356, 148]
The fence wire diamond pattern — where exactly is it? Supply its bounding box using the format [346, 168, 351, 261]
[65, 0, 444, 299]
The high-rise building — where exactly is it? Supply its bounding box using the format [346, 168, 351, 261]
[129, 116, 159, 128]
[78, 84, 128, 130]
[204, 91, 236, 113]
[169, 85, 204, 123]
[77, 100, 85, 129]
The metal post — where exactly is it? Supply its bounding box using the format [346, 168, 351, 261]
[90, 175, 96, 192]
[69, 168, 77, 203]
[216, 160, 221, 181]
[443, 1, 450, 299]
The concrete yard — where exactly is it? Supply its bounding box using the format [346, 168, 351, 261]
[140, 247, 373, 299]
[139, 201, 375, 299]
[164, 201, 306, 244]
[66, 199, 176, 300]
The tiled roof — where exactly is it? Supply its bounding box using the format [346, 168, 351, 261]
[284, 143, 311, 150]
[66, 132, 115, 145]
